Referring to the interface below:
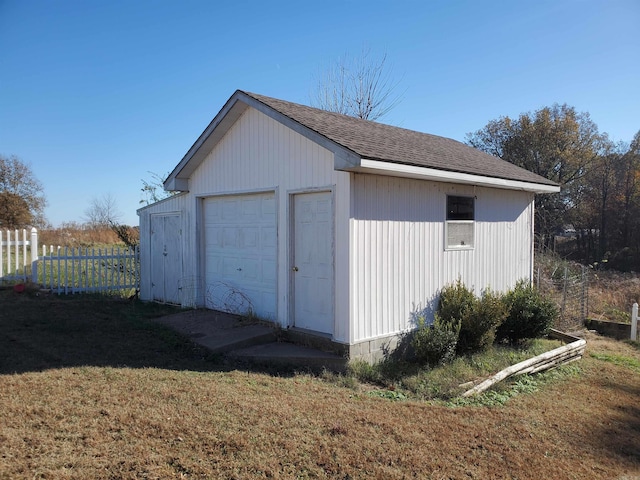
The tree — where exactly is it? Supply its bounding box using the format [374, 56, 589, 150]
[140, 171, 173, 206]
[84, 193, 122, 228]
[0, 192, 32, 229]
[466, 105, 605, 243]
[575, 137, 623, 262]
[0, 154, 47, 228]
[311, 48, 403, 121]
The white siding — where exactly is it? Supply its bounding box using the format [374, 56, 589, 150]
[178, 107, 351, 341]
[138, 193, 189, 302]
[350, 173, 534, 344]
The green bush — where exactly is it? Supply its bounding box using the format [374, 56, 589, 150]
[412, 315, 460, 367]
[457, 289, 508, 354]
[497, 280, 558, 344]
[437, 279, 476, 329]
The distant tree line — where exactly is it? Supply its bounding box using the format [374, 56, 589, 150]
[467, 105, 640, 271]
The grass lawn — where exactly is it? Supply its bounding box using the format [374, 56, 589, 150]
[1, 289, 639, 479]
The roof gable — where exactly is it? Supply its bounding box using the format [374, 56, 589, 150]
[164, 90, 559, 193]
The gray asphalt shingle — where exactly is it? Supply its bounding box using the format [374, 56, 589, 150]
[243, 91, 558, 187]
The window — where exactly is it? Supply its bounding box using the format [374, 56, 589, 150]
[446, 195, 474, 249]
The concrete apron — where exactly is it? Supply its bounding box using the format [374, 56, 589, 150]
[153, 309, 347, 371]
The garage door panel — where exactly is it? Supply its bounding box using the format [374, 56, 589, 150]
[241, 198, 260, 219]
[262, 259, 277, 282]
[222, 227, 239, 248]
[242, 227, 259, 248]
[205, 254, 221, 274]
[222, 199, 239, 220]
[262, 196, 276, 215]
[262, 226, 277, 249]
[241, 258, 260, 281]
[205, 226, 222, 247]
[204, 193, 277, 318]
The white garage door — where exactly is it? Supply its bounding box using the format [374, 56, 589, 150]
[203, 193, 277, 320]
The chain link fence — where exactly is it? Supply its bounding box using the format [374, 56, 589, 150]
[535, 254, 589, 332]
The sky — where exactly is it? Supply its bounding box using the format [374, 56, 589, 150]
[1, 0, 638, 227]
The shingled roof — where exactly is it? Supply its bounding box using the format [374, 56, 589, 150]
[243, 91, 558, 187]
[165, 90, 559, 192]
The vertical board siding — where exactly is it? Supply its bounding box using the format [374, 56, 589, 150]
[350, 174, 534, 343]
[182, 108, 350, 340]
[137, 194, 188, 303]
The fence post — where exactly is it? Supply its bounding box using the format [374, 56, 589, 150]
[581, 266, 588, 322]
[560, 265, 568, 318]
[632, 303, 639, 341]
[31, 227, 39, 284]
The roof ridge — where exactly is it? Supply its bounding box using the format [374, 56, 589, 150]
[238, 90, 558, 187]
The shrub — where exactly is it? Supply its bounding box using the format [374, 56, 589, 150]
[437, 279, 476, 329]
[456, 289, 508, 354]
[412, 315, 460, 367]
[497, 280, 558, 344]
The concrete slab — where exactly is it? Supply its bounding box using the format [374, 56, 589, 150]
[152, 309, 277, 354]
[152, 309, 346, 370]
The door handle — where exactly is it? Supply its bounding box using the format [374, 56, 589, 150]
[292, 266, 299, 272]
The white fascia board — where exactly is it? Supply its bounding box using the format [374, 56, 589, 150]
[163, 94, 249, 191]
[354, 159, 561, 194]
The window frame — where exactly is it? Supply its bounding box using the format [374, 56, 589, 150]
[445, 195, 475, 250]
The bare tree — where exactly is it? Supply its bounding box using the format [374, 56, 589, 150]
[311, 48, 403, 121]
[84, 193, 122, 228]
[140, 171, 173, 206]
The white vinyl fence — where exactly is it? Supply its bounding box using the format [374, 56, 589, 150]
[1, 228, 139, 295]
[36, 245, 139, 294]
[0, 228, 38, 283]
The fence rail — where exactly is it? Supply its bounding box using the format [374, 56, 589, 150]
[35, 246, 139, 295]
[1, 228, 139, 294]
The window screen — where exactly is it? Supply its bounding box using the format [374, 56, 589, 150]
[446, 195, 474, 249]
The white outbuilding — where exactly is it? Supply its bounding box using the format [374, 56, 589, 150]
[137, 90, 560, 361]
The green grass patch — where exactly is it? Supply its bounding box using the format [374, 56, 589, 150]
[337, 338, 568, 402]
[446, 363, 582, 407]
[590, 352, 640, 372]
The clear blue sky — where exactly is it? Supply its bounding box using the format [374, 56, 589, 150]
[1, 0, 638, 227]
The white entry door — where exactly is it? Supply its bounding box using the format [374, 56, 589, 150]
[292, 191, 334, 335]
[150, 214, 182, 304]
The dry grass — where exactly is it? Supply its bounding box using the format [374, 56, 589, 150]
[588, 270, 640, 323]
[39, 225, 139, 249]
[1, 290, 639, 479]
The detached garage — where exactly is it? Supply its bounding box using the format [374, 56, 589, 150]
[137, 90, 559, 361]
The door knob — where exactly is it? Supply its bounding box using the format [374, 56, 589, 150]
[292, 266, 299, 272]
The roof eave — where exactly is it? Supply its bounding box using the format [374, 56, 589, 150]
[350, 159, 561, 194]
